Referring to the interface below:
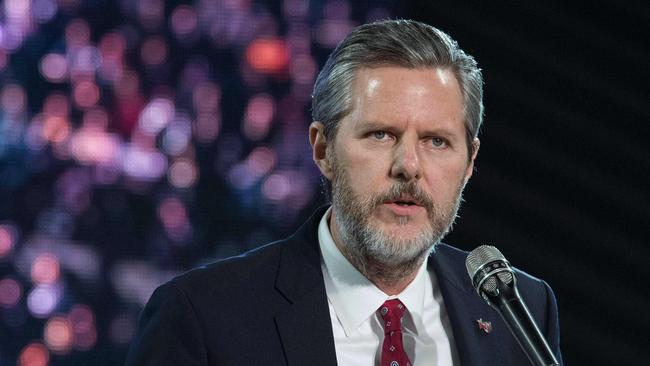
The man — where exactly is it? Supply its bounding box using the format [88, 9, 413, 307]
[125, 20, 562, 365]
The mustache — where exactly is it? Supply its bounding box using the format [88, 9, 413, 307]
[371, 181, 434, 213]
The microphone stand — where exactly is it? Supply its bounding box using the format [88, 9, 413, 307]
[482, 277, 560, 366]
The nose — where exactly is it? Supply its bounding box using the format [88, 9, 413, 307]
[390, 137, 422, 181]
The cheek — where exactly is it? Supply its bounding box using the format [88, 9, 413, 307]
[337, 146, 390, 182]
[422, 159, 469, 195]
[346, 148, 389, 181]
[344, 161, 381, 193]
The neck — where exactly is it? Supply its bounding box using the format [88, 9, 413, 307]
[329, 213, 426, 296]
[356, 255, 425, 295]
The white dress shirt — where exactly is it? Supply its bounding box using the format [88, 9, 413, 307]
[318, 207, 460, 366]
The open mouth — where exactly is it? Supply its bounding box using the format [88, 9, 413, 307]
[393, 200, 416, 206]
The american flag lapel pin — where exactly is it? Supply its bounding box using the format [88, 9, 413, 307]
[476, 318, 492, 334]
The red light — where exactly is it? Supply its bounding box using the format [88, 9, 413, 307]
[245, 38, 289, 74]
[18, 342, 49, 366]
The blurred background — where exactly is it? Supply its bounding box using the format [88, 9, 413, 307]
[0, 0, 647, 365]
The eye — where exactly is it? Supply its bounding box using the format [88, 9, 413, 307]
[372, 131, 388, 140]
[430, 137, 446, 148]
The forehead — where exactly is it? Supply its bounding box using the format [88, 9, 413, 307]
[347, 66, 464, 125]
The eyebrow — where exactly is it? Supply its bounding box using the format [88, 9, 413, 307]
[355, 120, 397, 132]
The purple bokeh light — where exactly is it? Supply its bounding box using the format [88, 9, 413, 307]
[0, 277, 22, 308]
[27, 283, 62, 318]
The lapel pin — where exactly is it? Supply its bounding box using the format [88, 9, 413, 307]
[476, 318, 492, 334]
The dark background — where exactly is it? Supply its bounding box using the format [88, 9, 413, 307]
[408, 1, 649, 364]
[0, 0, 647, 365]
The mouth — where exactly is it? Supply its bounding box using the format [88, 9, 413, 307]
[384, 196, 422, 207]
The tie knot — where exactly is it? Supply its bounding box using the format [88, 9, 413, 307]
[378, 299, 406, 332]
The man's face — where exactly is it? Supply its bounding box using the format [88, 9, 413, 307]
[321, 66, 477, 267]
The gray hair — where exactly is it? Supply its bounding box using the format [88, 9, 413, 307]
[311, 19, 484, 156]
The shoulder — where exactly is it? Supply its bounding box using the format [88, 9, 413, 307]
[125, 240, 295, 366]
[149, 206, 327, 308]
[167, 239, 287, 300]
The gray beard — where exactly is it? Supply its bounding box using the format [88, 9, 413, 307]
[331, 167, 465, 285]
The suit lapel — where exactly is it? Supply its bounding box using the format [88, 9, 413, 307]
[273, 207, 338, 366]
[429, 244, 505, 366]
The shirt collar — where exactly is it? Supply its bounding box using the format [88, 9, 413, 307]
[318, 207, 429, 336]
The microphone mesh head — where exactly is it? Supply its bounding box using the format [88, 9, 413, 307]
[465, 245, 506, 277]
[465, 245, 514, 292]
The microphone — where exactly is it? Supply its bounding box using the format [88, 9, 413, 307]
[465, 245, 560, 366]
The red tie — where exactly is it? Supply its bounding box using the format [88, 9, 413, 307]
[379, 299, 412, 366]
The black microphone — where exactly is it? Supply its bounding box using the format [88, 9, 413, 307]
[465, 245, 560, 366]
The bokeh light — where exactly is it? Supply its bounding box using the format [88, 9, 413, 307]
[158, 197, 191, 242]
[243, 94, 275, 141]
[194, 112, 220, 143]
[161, 113, 192, 156]
[138, 98, 175, 136]
[44, 316, 73, 354]
[2, 0, 32, 51]
[193, 82, 221, 113]
[72, 80, 100, 109]
[2, 84, 27, 116]
[69, 46, 102, 82]
[245, 38, 289, 73]
[0, 223, 18, 259]
[140, 36, 168, 66]
[262, 170, 312, 209]
[32, 0, 58, 24]
[246, 147, 277, 177]
[41, 93, 71, 144]
[39, 53, 69, 82]
[138, 0, 164, 31]
[122, 143, 168, 182]
[168, 159, 198, 189]
[27, 284, 61, 318]
[98, 32, 126, 82]
[42, 116, 70, 144]
[68, 304, 97, 351]
[18, 342, 50, 366]
[31, 253, 60, 285]
[262, 173, 291, 202]
[70, 125, 120, 165]
[0, 278, 22, 308]
[170, 5, 198, 42]
[65, 18, 90, 49]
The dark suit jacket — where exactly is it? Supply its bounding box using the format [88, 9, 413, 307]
[125, 207, 563, 365]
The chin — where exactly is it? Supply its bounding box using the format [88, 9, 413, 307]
[383, 222, 422, 236]
[374, 213, 428, 234]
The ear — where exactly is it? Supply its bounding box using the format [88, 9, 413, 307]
[464, 138, 480, 181]
[309, 122, 334, 180]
